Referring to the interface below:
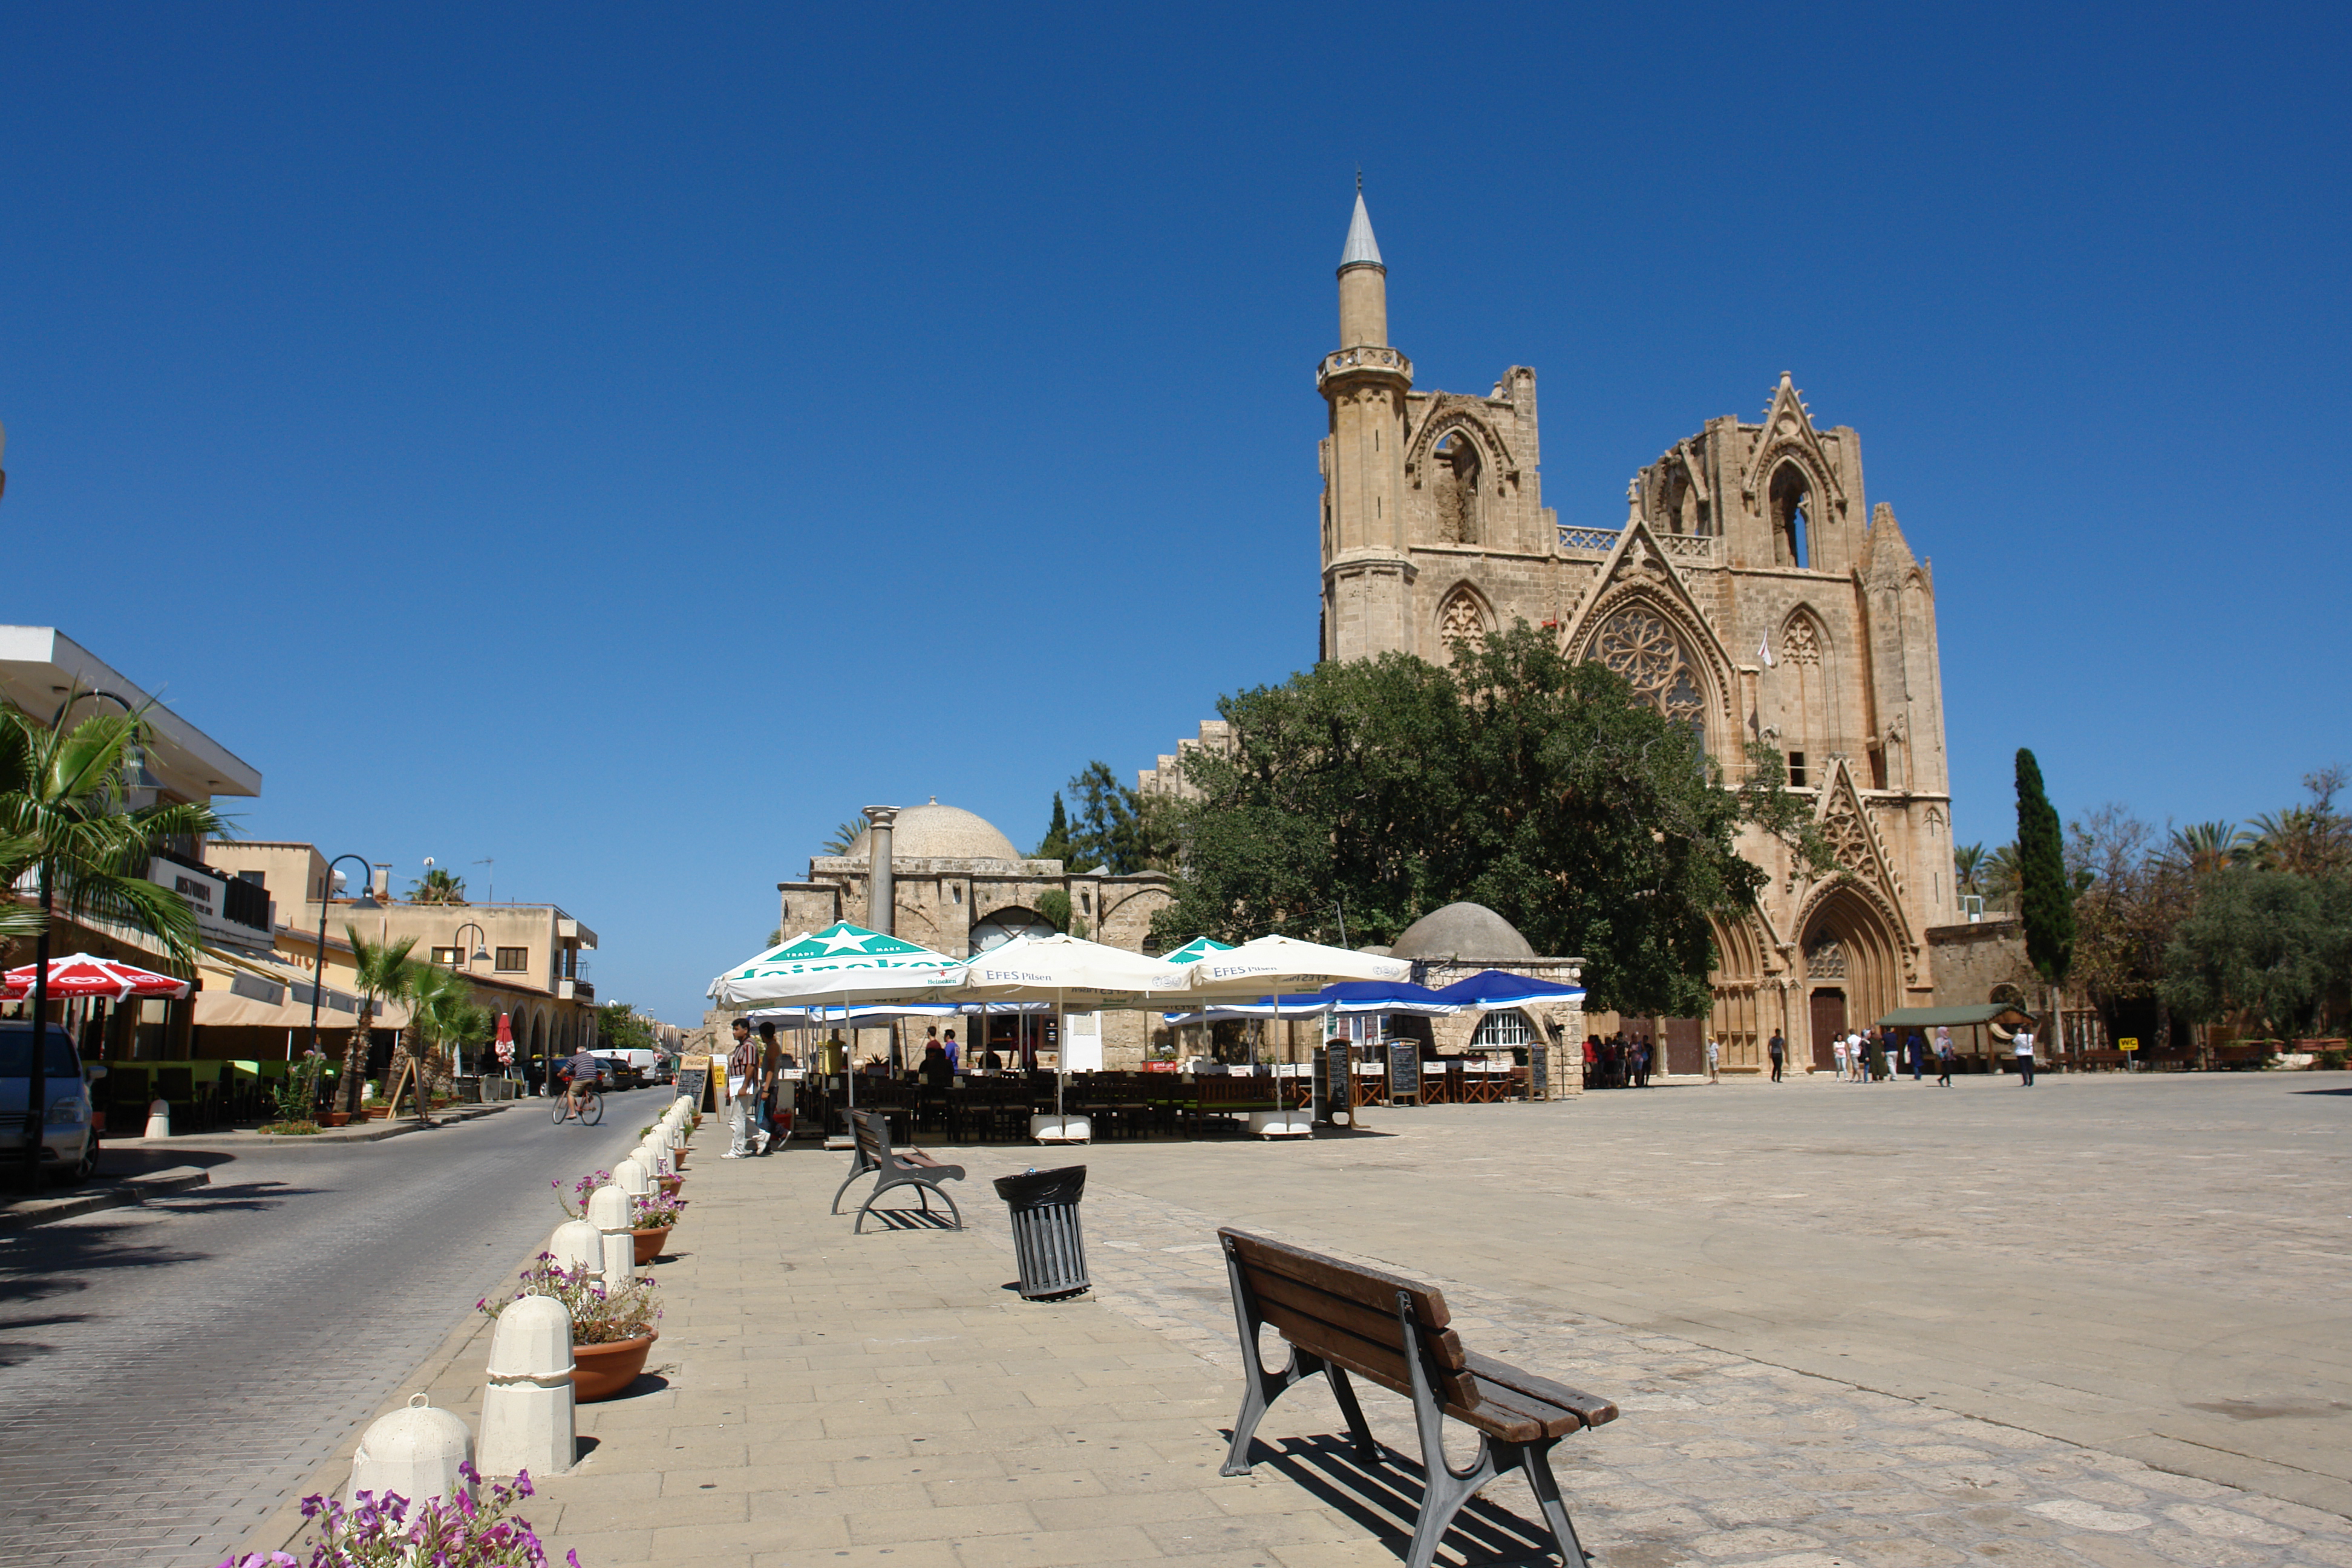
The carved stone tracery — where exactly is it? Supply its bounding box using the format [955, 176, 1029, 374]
[1782, 617, 1823, 667]
[1438, 588, 1488, 650]
[1592, 607, 1704, 734]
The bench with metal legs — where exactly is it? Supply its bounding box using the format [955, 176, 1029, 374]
[1217, 1227, 1618, 1568]
[843, 1109, 966, 1232]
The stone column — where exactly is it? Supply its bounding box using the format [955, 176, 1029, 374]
[863, 806, 898, 936]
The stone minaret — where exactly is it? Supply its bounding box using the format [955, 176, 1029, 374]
[1318, 188, 1415, 660]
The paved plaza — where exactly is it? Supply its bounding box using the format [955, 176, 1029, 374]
[240, 1070, 2348, 1568]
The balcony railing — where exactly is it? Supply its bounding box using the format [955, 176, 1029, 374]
[1555, 525, 1720, 565]
[1316, 345, 1413, 388]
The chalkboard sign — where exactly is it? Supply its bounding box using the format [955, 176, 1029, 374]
[1321, 1042, 1352, 1125]
[1388, 1042, 1422, 1105]
[675, 1067, 710, 1112]
[1529, 1044, 1548, 1100]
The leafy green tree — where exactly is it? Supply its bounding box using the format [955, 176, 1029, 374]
[1035, 888, 1080, 936]
[1062, 762, 1168, 875]
[338, 926, 420, 1117]
[1148, 627, 1823, 1018]
[2244, 768, 2350, 878]
[596, 1000, 655, 1054]
[407, 867, 468, 904]
[2015, 749, 2074, 984]
[2160, 867, 2352, 1039]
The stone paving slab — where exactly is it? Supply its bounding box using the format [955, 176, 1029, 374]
[246, 1084, 2348, 1568]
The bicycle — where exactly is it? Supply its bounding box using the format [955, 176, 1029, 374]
[552, 1085, 604, 1126]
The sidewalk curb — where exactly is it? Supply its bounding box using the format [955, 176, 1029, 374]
[108, 1100, 517, 1151]
[0, 1165, 212, 1230]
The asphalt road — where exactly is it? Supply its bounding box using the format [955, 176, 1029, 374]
[0, 1091, 661, 1568]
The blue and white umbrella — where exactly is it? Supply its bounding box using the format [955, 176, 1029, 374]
[1426, 970, 1586, 1011]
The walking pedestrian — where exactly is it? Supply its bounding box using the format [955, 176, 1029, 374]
[724, 1019, 758, 1157]
[2013, 1025, 2036, 1086]
[1767, 1032, 1785, 1082]
[1705, 1036, 1720, 1083]
[942, 1027, 960, 1075]
[1634, 1037, 1652, 1088]
[1832, 1034, 1850, 1082]
[755, 1022, 783, 1153]
[1905, 1030, 1926, 1081]
[1934, 1027, 1955, 1087]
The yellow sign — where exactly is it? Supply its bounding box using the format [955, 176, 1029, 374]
[2118, 1037, 2140, 1051]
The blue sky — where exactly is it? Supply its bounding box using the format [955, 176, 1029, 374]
[3, 4, 2345, 1023]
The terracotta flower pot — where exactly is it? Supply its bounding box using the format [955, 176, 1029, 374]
[657, 1175, 682, 1197]
[632, 1225, 673, 1266]
[324, 1112, 353, 1128]
[571, 1331, 658, 1402]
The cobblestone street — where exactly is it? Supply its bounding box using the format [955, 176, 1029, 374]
[0, 1094, 655, 1568]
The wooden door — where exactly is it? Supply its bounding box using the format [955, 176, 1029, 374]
[1663, 1017, 1705, 1075]
[1809, 990, 1846, 1071]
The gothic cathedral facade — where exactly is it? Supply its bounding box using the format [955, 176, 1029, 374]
[1318, 193, 1956, 1071]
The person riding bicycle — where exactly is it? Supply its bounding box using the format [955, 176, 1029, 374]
[555, 1047, 604, 1117]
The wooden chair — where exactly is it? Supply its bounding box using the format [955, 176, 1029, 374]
[1218, 1227, 1617, 1568]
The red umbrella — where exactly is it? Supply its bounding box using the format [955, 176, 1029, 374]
[494, 1011, 514, 1067]
[2, 952, 190, 1002]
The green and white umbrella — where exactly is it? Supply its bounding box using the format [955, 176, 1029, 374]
[708, 921, 966, 1111]
[1158, 936, 1234, 967]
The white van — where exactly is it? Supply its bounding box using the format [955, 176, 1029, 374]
[0, 1021, 102, 1183]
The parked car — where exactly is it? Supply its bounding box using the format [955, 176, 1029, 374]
[590, 1051, 643, 1091]
[0, 1021, 101, 1184]
[648, 1053, 677, 1085]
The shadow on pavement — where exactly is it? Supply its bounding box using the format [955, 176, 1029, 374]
[1245, 1431, 1562, 1567]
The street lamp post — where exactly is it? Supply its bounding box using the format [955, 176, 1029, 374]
[22, 689, 139, 1190]
[449, 922, 489, 1074]
[306, 855, 380, 1117]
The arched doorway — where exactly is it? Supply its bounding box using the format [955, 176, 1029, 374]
[1797, 884, 1903, 1071]
[968, 907, 1056, 956]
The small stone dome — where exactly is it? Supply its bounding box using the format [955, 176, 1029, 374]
[848, 800, 1022, 863]
[1389, 902, 1535, 961]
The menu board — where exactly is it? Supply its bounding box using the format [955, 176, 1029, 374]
[1388, 1043, 1422, 1105]
[1529, 1044, 1548, 1100]
[676, 1053, 712, 1112]
[1319, 1041, 1352, 1124]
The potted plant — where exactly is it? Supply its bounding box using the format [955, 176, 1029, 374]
[551, 1169, 613, 1219]
[630, 1191, 686, 1265]
[214, 1463, 556, 1568]
[479, 1255, 661, 1402]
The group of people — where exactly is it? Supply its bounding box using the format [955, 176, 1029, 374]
[1582, 1033, 1655, 1089]
[723, 1018, 804, 1157]
[1758, 1025, 1964, 1086]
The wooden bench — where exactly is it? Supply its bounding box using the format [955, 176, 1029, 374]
[841, 1109, 965, 1233]
[1218, 1227, 1616, 1568]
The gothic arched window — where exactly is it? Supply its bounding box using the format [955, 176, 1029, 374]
[1591, 605, 1706, 751]
[1431, 431, 1482, 544]
[1437, 587, 1488, 654]
[1769, 462, 1812, 568]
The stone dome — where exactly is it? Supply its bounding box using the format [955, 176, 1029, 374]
[1388, 902, 1535, 961]
[847, 800, 1022, 863]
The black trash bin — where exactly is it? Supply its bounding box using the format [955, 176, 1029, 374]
[993, 1165, 1089, 1299]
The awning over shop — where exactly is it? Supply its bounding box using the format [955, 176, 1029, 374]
[192, 947, 397, 1032]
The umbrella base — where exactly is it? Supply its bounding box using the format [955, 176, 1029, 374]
[1030, 1114, 1091, 1144]
[1249, 1111, 1313, 1138]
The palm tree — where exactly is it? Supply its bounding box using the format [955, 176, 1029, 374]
[403, 962, 482, 1121]
[0, 704, 225, 1183]
[1981, 841, 2024, 912]
[338, 925, 420, 1117]
[407, 867, 468, 904]
[820, 818, 865, 855]
[1953, 842, 1986, 897]
[2167, 820, 2248, 878]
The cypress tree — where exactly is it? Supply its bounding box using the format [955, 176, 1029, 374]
[2015, 747, 2074, 983]
[1034, 793, 1074, 863]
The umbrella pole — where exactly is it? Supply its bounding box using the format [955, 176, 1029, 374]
[844, 991, 855, 1114]
[1056, 988, 1066, 1126]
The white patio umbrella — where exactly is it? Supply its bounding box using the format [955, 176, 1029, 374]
[1180, 935, 1413, 1070]
[708, 921, 966, 1112]
[957, 933, 1191, 1141]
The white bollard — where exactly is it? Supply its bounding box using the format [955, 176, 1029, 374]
[348, 1393, 474, 1509]
[643, 1138, 672, 1177]
[144, 1098, 171, 1140]
[477, 1293, 575, 1480]
[615, 1155, 652, 1200]
[549, 1218, 601, 1283]
[586, 1183, 635, 1287]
